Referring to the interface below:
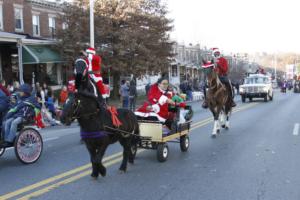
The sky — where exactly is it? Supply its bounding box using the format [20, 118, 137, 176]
[166, 0, 300, 54]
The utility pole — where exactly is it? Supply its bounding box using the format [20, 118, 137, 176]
[90, 0, 94, 48]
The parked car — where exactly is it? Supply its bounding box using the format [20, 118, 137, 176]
[239, 74, 273, 102]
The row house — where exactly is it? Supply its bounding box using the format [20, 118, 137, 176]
[0, 0, 64, 86]
[170, 42, 204, 86]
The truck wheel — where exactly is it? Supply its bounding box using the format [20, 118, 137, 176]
[264, 95, 268, 102]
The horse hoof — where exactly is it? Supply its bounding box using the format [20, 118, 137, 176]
[129, 160, 134, 164]
[221, 125, 226, 128]
[119, 169, 126, 174]
[211, 134, 217, 138]
[217, 129, 220, 134]
[99, 167, 106, 177]
[91, 173, 98, 179]
[225, 127, 229, 130]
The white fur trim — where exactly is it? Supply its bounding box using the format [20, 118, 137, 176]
[88, 54, 93, 71]
[152, 104, 160, 113]
[134, 111, 166, 122]
[89, 74, 103, 82]
[158, 95, 168, 105]
[86, 49, 96, 55]
[102, 94, 109, 98]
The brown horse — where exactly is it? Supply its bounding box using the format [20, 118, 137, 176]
[202, 61, 232, 137]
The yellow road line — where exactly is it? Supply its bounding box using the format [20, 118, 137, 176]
[17, 150, 146, 200]
[0, 152, 123, 200]
[1, 103, 259, 200]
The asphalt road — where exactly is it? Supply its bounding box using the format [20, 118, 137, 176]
[1, 90, 300, 200]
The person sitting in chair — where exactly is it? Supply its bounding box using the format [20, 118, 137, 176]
[0, 84, 41, 148]
[135, 77, 175, 128]
[202, 48, 236, 108]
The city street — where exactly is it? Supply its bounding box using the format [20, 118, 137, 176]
[1, 90, 300, 200]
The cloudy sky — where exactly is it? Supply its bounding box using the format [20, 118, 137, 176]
[166, 0, 300, 54]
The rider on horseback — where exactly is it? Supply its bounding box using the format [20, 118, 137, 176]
[202, 48, 236, 108]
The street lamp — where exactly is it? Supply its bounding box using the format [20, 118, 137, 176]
[90, 0, 94, 48]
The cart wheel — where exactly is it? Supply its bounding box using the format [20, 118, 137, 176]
[14, 128, 43, 164]
[180, 135, 190, 152]
[0, 147, 5, 157]
[157, 143, 168, 162]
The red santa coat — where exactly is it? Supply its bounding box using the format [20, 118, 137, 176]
[135, 84, 172, 122]
[215, 57, 228, 76]
[86, 54, 109, 98]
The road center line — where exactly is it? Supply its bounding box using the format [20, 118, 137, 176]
[293, 123, 299, 136]
[0, 103, 259, 200]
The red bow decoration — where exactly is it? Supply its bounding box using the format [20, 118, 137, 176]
[107, 106, 123, 127]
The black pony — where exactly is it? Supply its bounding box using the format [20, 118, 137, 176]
[61, 59, 140, 178]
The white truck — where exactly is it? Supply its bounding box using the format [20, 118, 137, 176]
[239, 74, 273, 102]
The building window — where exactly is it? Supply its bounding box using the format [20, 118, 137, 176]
[48, 17, 56, 38]
[172, 65, 178, 77]
[62, 22, 68, 30]
[14, 7, 23, 32]
[0, 4, 3, 30]
[32, 15, 40, 36]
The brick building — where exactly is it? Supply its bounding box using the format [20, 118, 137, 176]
[0, 0, 65, 86]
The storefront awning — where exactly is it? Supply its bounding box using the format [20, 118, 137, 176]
[22, 45, 63, 64]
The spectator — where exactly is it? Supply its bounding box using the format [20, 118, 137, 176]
[46, 90, 56, 119]
[0, 88, 9, 128]
[0, 80, 10, 96]
[59, 85, 68, 105]
[129, 80, 137, 111]
[120, 80, 129, 108]
[0, 84, 41, 147]
[186, 82, 193, 101]
[145, 82, 151, 95]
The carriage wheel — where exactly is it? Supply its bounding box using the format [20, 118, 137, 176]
[14, 128, 43, 164]
[0, 147, 5, 157]
[157, 143, 168, 162]
[180, 135, 190, 152]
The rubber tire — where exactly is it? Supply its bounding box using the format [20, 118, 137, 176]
[264, 95, 268, 102]
[157, 143, 169, 162]
[15, 128, 43, 164]
[269, 93, 273, 101]
[180, 135, 190, 152]
[241, 96, 246, 103]
[0, 147, 5, 157]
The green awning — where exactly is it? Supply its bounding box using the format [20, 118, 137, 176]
[22, 45, 63, 64]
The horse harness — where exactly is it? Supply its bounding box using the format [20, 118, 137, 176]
[71, 97, 135, 138]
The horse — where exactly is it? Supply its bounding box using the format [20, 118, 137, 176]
[202, 61, 232, 138]
[60, 59, 140, 178]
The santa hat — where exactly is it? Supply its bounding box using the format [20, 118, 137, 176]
[86, 47, 96, 55]
[91, 55, 102, 71]
[212, 48, 220, 54]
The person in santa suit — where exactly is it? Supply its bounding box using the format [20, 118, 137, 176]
[85, 47, 109, 101]
[135, 77, 175, 127]
[202, 48, 236, 108]
[67, 76, 76, 98]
